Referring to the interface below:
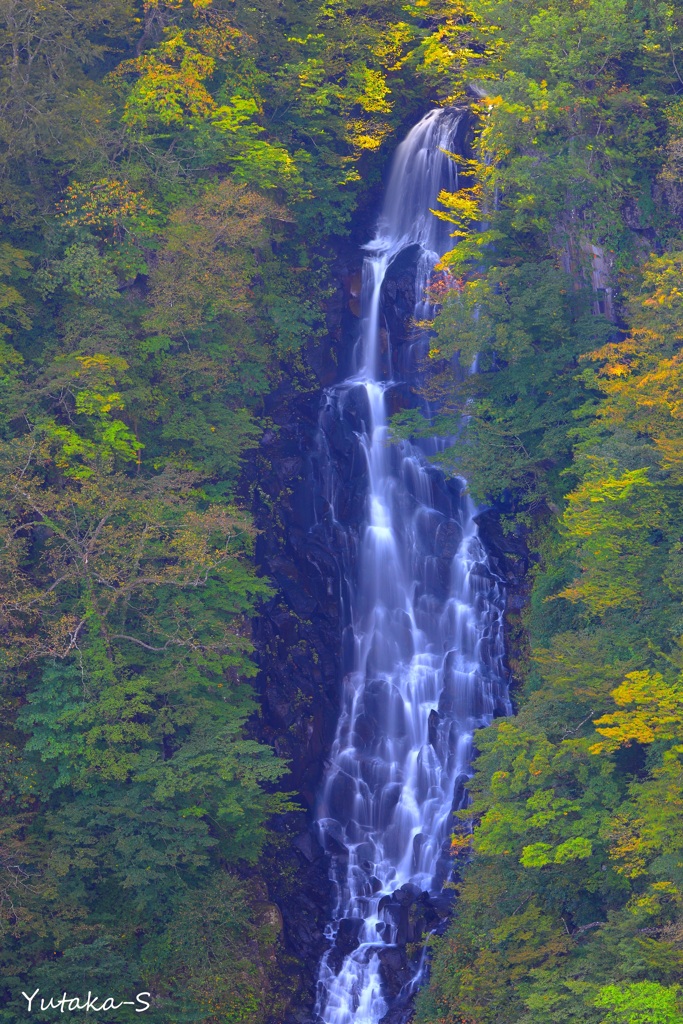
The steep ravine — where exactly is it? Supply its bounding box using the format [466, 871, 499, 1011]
[250, 245, 367, 1023]
[249, 113, 529, 1024]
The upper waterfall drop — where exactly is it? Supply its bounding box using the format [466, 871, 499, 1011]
[313, 108, 510, 1024]
[358, 108, 460, 380]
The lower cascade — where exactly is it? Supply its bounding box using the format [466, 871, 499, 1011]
[313, 109, 511, 1024]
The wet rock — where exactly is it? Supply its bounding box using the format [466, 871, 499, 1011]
[474, 507, 529, 586]
[345, 268, 363, 318]
[379, 782, 402, 821]
[427, 892, 456, 919]
[335, 917, 364, 954]
[452, 772, 470, 812]
[377, 946, 414, 1000]
[321, 819, 350, 859]
[324, 946, 349, 977]
[474, 507, 531, 701]
[414, 509, 442, 556]
[292, 829, 325, 864]
[406, 912, 427, 943]
[379, 1006, 415, 1024]
[382, 904, 409, 945]
[352, 711, 377, 749]
[343, 383, 372, 433]
[435, 519, 462, 559]
[436, 554, 455, 596]
[396, 882, 421, 904]
[428, 708, 440, 747]
[328, 770, 358, 825]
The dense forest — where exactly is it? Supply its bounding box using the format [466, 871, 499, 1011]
[410, 2, 683, 1022]
[0, 1, 429, 1019]
[1, 0, 683, 1022]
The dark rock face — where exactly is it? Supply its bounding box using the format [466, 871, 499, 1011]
[379, 1008, 415, 1024]
[248, 251, 370, 1022]
[248, 223, 527, 1022]
[378, 947, 414, 1000]
[473, 509, 531, 701]
[248, 247, 423, 1017]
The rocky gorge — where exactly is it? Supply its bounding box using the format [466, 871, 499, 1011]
[249, 111, 530, 1024]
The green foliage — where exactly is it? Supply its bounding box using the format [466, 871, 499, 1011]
[7, 0, 683, 1018]
[0, 0, 438, 1015]
[413, 2, 683, 1023]
[595, 982, 683, 1024]
[0, 0, 475, 1016]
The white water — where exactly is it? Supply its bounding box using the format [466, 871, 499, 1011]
[314, 109, 510, 1024]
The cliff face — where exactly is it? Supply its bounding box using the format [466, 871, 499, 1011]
[249, 236, 527, 1023]
[248, 248, 365, 1022]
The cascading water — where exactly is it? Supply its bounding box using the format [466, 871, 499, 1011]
[313, 108, 510, 1024]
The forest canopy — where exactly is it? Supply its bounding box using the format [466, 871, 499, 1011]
[2, 0, 683, 1022]
[402, 2, 683, 1023]
[0, 0, 438, 1019]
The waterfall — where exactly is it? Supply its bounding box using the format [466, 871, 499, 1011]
[313, 108, 510, 1024]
